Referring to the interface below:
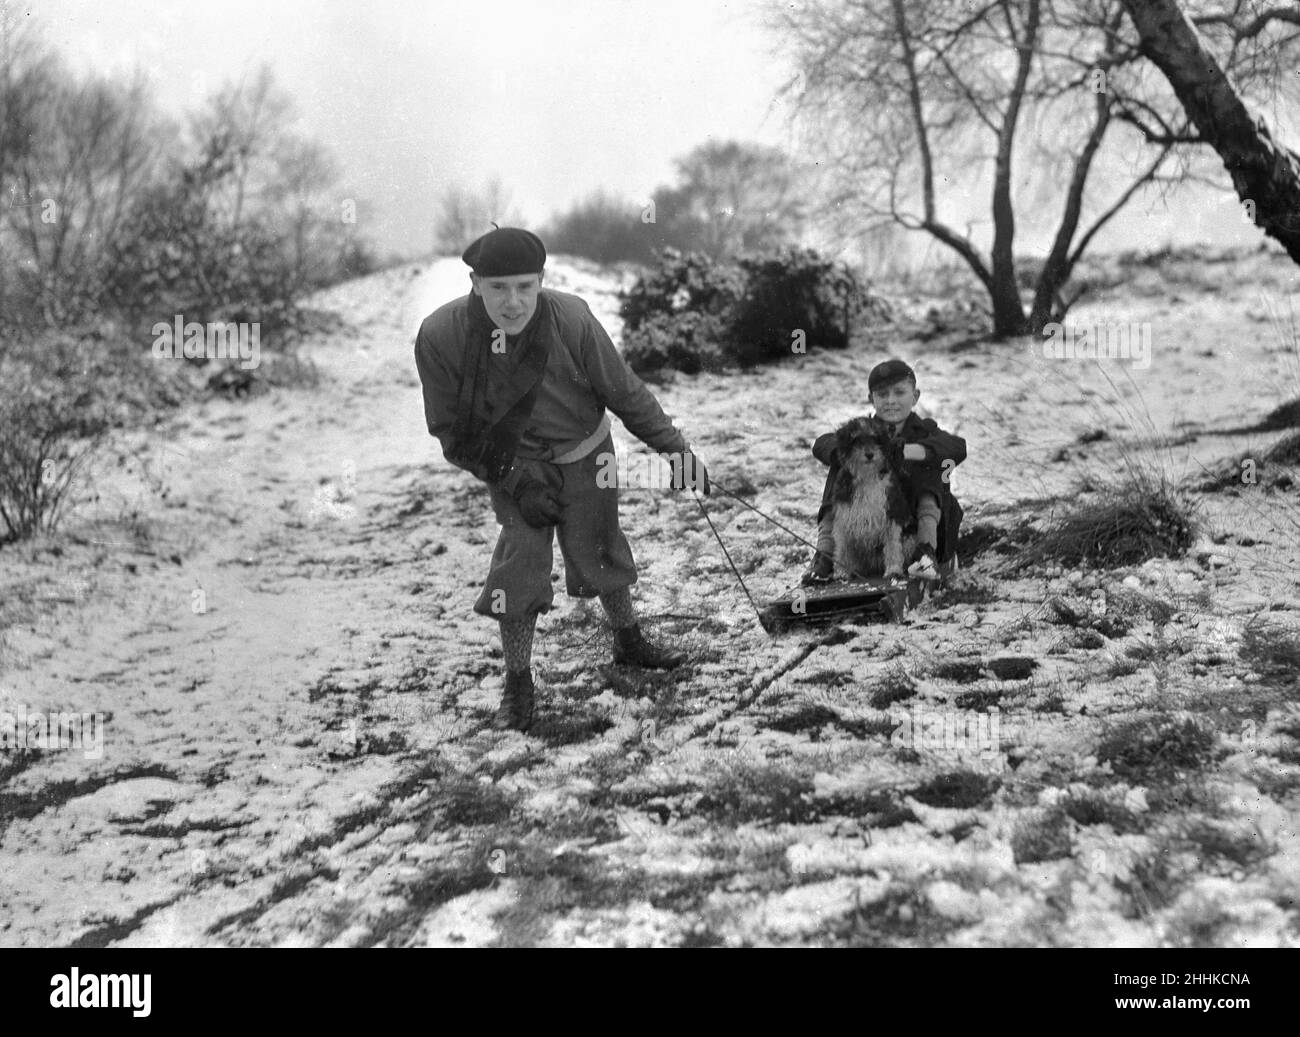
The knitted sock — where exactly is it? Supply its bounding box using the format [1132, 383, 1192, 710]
[499, 614, 536, 674]
[916, 493, 941, 550]
[599, 587, 637, 630]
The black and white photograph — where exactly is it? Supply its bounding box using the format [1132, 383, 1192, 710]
[2, 0, 1298, 966]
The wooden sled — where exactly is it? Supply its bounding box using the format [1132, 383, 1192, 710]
[759, 555, 958, 634]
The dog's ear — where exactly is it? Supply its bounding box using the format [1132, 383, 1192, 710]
[835, 417, 869, 455]
[833, 421, 856, 458]
[831, 464, 856, 502]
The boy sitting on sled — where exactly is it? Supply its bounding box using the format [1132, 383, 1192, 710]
[804, 358, 966, 584]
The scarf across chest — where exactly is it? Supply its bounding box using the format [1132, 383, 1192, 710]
[448, 292, 560, 481]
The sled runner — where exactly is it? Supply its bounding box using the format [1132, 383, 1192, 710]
[758, 555, 958, 634]
[759, 576, 920, 633]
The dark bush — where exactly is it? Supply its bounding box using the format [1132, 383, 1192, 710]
[930, 659, 985, 684]
[909, 771, 1000, 809]
[1254, 397, 1300, 431]
[619, 247, 886, 375]
[0, 325, 187, 543]
[1020, 483, 1197, 570]
[622, 310, 730, 376]
[1182, 820, 1275, 870]
[1011, 807, 1073, 864]
[1196, 430, 1300, 492]
[619, 249, 742, 331]
[1265, 430, 1300, 465]
[1240, 615, 1300, 685]
[988, 656, 1038, 681]
[957, 520, 1036, 560]
[0, 334, 112, 541]
[103, 137, 305, 339]
[727, 248, 874, 367]
[619, 250, 741, 375]
[1060, 792, 1143, 834]
[868, 666, 917, 709]
[1097, 717, 1216, 782]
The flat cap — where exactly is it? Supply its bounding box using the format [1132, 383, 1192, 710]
[462, 227, 547, 277]
[868, 358, 916, 392]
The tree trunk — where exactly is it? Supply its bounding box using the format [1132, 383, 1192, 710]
[1120, 0, 1300, 263]
[988, 0, 1041, 338]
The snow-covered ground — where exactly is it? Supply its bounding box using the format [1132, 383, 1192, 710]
[1, 249, 1298, 947]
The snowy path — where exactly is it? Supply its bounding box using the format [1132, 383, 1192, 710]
[1, 253, 1298, 947]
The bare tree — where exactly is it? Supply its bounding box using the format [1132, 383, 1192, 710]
[1120, 0, 1300, 262]
[541, 141, 813, 264]
[189, 65, 294, 229]
[0, 7, 49, 183]
[0, 11, 51, 330]
[652, 140, 812, 258]
[185, 66, 365, 292]
[543, 190, 657, 264]
[771, 0, 1300, 336]
[2, 57, 167, 325]
[265, 134, 347, 286]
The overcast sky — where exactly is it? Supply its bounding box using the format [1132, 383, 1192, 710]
[30, 0, 797, 257]
[23, 0, 1283, 262]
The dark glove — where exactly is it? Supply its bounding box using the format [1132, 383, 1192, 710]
[669, 451, 710, 495]
[513, 476, 564, 527]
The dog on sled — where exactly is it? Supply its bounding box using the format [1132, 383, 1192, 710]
[827, 418, 916, 579]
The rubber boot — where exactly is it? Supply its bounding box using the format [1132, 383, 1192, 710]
[612, 624, 683, 669]
[492, 670, 535, 731]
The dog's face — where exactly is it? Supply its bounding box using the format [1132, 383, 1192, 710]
[835, 418, 892, 485]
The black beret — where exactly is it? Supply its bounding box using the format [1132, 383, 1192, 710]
[868, 358, 916, 392]
[461, 227, 547, 276]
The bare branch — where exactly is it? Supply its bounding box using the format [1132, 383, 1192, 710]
[1194, 7, 1300, 41]
[1068, 143, 1176, 271]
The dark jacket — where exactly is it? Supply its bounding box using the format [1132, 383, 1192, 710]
[415, 289, 687, 495]
[813, 412, 967, 562]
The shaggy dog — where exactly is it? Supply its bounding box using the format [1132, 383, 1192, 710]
[828, 418, 916, 579]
